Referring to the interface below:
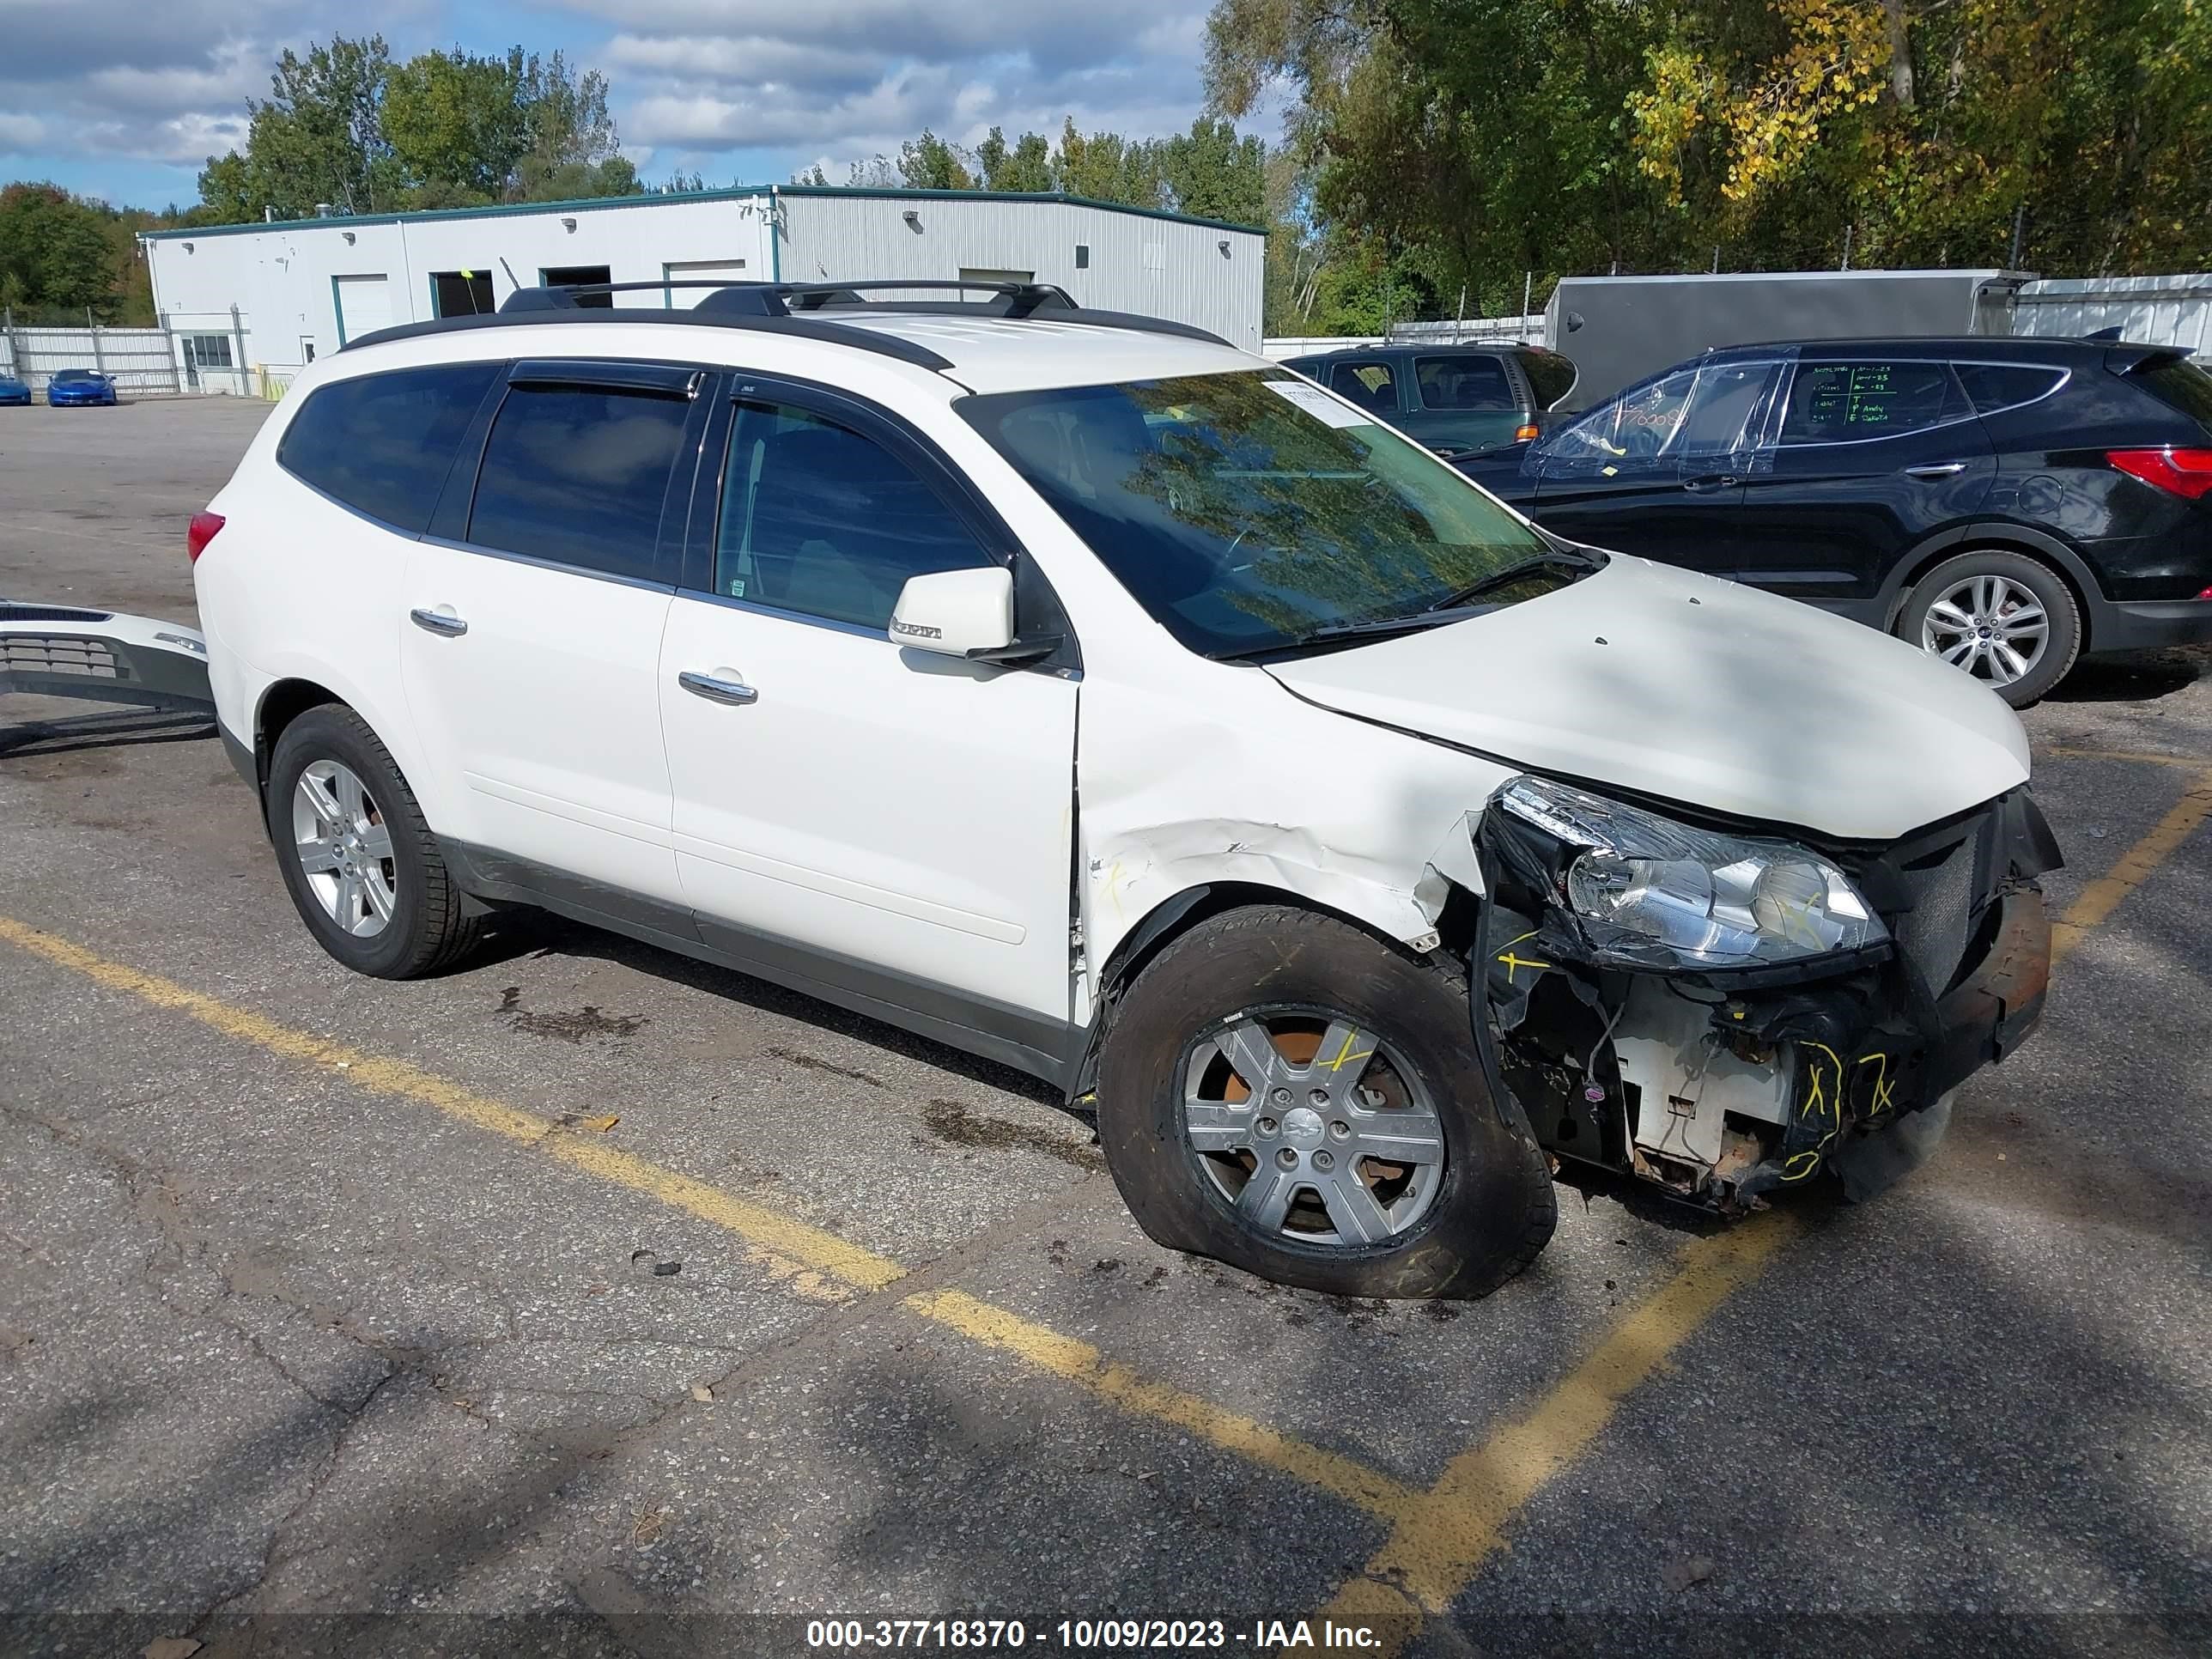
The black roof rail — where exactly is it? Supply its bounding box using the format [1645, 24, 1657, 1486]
[344, 276, 1234, 361]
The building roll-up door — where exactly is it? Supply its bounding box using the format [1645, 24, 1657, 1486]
[333, 275, 392, 346]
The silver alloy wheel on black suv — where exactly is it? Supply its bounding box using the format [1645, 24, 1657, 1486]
[1898, 549, 2082, 708]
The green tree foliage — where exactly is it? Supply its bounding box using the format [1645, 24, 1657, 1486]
[899, 131, 976, 190]
[0, 182, 182, 325]
[1209, 0, 2212, 331]
[192, 34, 639, 224]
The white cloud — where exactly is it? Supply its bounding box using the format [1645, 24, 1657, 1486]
[0, 112, 47, 151]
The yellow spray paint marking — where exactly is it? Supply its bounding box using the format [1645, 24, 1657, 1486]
[1285, 1217, 1802, 1654]
[2050, 767, 2212, 966]
[1324, 1027, 1376, 1073]
[910, 1289, 1419, 1521]
[0, 915, 1413, 1514]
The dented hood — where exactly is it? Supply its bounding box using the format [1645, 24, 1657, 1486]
[1262, 555, 2031, 842]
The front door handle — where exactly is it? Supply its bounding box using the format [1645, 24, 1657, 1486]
[1681, 473, 1738, 493]
[678, 668, 759, 707]
[1905, 462, 1969, 479]
[410, 606, 468, 636]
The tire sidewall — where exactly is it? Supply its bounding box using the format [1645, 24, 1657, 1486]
[1901, 550, 2080, 707]
[265, 708, 438, 978]
[1097, 908, 1551, 1298]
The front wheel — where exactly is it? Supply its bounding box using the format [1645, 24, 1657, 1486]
[1096, 906, 1557, 1298]
[1897, 550, 2081, 708]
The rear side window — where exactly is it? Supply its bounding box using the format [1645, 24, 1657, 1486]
[466, 386, 691, 581]
[1779, 360, 1961, 443]
[276, 362, 500, 533]
[714, 399, 992, 629]
[1516, 349, 1577, 411]
[1415, 356, 1515, 410]
[1953, 362, 2067, 416]
[2125, 356, 2212, 434]
[1330, 360, 1401, 416]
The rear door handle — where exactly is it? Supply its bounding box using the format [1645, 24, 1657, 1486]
[410, 606, 468, 636]
[1681, 473, 1738, 493]
[1905, 462, 1969, 479]
[678, 668, 759, 707]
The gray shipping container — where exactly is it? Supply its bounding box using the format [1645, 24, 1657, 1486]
[1546, 270, 2028, 408]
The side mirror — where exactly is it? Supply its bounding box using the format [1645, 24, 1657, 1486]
[889, 566, 1014, 659]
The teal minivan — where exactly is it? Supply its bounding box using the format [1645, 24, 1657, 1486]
[1283, 342, 1579, 462]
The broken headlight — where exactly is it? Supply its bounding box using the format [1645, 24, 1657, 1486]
[1498, 776, 1887, 970]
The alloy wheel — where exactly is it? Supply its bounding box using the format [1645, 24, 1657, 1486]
[1921, 573, 2049, 686]
[290, 759, 398, 938]
[1181, 1010, 1446, 1247]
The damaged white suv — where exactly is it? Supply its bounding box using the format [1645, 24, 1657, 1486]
[191, 279, 2058, 1297]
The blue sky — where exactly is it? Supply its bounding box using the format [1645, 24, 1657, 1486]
[0, 0, 1224, 209]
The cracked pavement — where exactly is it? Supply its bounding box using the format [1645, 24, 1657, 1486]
[3, 399, 2210, 1657]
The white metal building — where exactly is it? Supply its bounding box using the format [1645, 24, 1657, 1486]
[140, 185, 1266, 392]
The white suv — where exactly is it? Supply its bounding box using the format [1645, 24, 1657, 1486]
[191, 279, 2058, 1297]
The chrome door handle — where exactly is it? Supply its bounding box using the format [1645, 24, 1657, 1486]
[678, 669, 758, 706]
[410, 606, 468, 636]
[1905, 462, 1969, 479]
[1681, 472, 1738, 493]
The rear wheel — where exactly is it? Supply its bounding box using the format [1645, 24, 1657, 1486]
[1897, 549, 2080, 708]
[265, 705, 483, 978]
[1096, 905, 1556, 1297]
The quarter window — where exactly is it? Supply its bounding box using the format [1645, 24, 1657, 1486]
[467, 386, 691, 581]
[1515, 349, 1577, 411]
[714, 400, 994, 629]
[1415, 356, 1515, 410]
[1330, 360, 1401, 416]
[1779, 360, 1961, 443]
[276, 362, 501, 534]
[1954, 362, 2068, 415]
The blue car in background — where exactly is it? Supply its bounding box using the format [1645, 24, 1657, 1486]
[0, 373, 30, 406]
[46, 368, 118, 406]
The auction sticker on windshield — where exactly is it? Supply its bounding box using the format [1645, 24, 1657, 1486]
[1266, 379, 1373, 428]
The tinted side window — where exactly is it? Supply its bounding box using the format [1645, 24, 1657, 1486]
[1674, 361, 1778, 455]
[1330, 360, 1401, 416]
[1779, 360, 1960, 443]
[467, 386, 690, 580]
[715, 400, 993, 629]
[1516, 349, 1577, 411]
[1954, 362, 2068, 415]
[277, 363, 500, 533]
[1415, 356, 1514, 410]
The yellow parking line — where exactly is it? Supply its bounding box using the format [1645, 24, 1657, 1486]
[2051, 767, 2212, 963]
[0, 914, 1413, 1516]
[911, 1288, 1417, 1519]
[1290, 1218, 1799, 1650]
[2043, 745, 2205, 769]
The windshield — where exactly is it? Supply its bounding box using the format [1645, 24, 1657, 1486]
[960, 370, 1565, 658]
[52, 370, 100, 383]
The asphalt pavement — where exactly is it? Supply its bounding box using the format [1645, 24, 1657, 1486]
[2, 398, 2207, 1658]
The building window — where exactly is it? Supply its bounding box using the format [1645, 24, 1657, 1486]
[1074, 245, 1090, 270]
[541, 264, 613, 307]
[429, 270, 495, 319]
[183, 333, 234, 369]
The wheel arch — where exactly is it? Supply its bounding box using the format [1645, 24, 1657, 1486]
[1069, 878, 1465, 1103]
[1880, 521, 2103, 645]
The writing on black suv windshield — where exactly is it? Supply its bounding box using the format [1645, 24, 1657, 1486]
[959, 370, 1571, 658]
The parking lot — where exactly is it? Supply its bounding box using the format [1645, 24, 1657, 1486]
[3, 398, 2209, 1657]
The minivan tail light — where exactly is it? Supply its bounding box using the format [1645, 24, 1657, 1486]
[2106, 447, 2212, 500]
[1515, 423, 1540, 443]
[186, 511, 226, 562]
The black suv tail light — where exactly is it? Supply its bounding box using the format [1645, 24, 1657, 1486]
[2107, 447, 2212, 500]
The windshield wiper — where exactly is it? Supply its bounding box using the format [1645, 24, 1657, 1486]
[1422, 548, 1604, 612]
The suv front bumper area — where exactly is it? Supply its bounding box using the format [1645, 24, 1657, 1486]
[1471, 789, 2057, 1210]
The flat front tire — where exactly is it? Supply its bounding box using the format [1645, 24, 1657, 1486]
[1097, 905, 1557, 1297]
[264, 705, 483, 978]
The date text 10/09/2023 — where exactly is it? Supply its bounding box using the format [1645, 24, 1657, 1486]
[805, 1620, 1382, 1650]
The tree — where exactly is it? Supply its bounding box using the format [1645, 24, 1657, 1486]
[0, 184, 126, 319]
[976, 126, 1055, 192]
[195, 36, 396, 222]
[898, 131, 975, 190]
[1158, 117, 1267, 223]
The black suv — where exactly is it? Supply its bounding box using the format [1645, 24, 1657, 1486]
[1458, 337, 2212, 705]
[1284, 342, 1578, 461]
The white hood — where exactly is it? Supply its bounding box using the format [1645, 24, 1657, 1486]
[1263, 556, 2031, 842]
